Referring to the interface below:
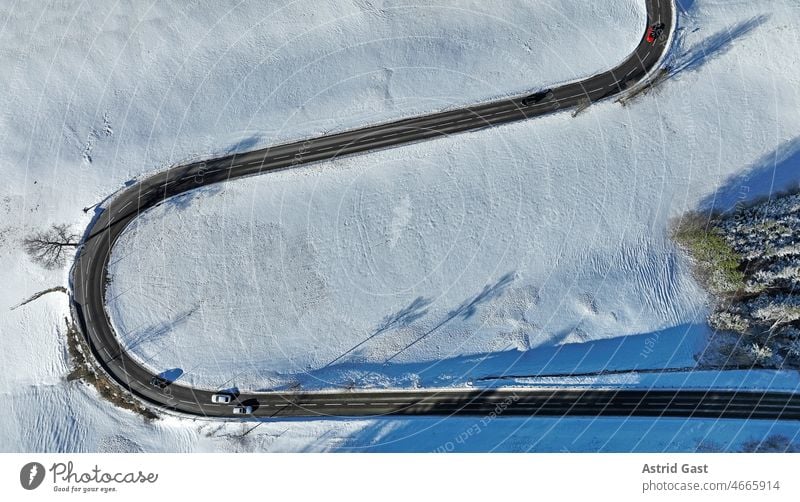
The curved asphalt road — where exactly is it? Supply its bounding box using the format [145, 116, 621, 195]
[70, 0, 800, 421]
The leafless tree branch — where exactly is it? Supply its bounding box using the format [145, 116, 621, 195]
[23, 223, 79, 270]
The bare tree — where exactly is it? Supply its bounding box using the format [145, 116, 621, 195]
[23, 224, 79, 270]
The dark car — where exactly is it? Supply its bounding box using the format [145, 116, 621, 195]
[521, 89, 554, 106]
[149, 376, 170, 389]
[646, 23, 665, 43]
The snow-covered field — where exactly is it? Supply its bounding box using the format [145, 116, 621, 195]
[107, 0, 800, 393]
[2, 0, 800, 452]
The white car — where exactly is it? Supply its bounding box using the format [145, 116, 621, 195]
[211, 394, 232, 404]
[232, 406, 253, 415]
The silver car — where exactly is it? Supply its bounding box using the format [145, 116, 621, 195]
[232, 406, 253, 415]
[211, 394, 232, 404]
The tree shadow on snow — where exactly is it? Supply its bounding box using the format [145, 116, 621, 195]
[382, 272, 517, 364]
[120, 305, 200, 359]
[698, 136, 800, 215]
[324, 296, 433, 368]
[675, 0, 697, 14]
[670, 15, 769, 76]
[279, 322, 709, 392]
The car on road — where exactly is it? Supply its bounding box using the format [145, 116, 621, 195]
[232, 405, 253, 415]
[646, 23, 664, 43]
[149, 376, 169, 389]
[211, 394, 232, 404]
[521, 89, 554, 106]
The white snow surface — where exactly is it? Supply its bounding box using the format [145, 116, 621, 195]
[3, 0, 800, 451]
[96, 0, 651, 392]
[107, 143, 709, 390]
[109, 0, 694, 391]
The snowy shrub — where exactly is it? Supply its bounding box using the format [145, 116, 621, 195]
[708, 311, 749, 333]
[749, 259, 800, 291]
[677, 191, 800, 369]
[746, 294, 800, 325]
[782, 326, 800, 340]
[672, 213, 744, 295]
[787, 338, 800, 359]
[747, 343, 773, 365]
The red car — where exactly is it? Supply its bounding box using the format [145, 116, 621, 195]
[646, 23, 665, 43]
